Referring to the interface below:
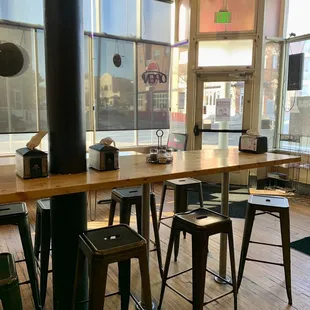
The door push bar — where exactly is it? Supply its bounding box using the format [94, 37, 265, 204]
[193, 124, 248, 137]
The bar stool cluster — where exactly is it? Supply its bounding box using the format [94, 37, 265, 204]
[0, 177, 292, 310]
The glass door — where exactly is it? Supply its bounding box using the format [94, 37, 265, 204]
[201, 80, 245, 149]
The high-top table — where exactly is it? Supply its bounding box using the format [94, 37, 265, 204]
[0, 149, 300, 306]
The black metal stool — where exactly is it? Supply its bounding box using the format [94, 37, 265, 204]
[158, 178, 204, 261]
[237, 195, 292, 305]
[72, 224, 153, 310]
[34, 198, 51, 308]
[159, 208, 237, 310]
[0, 253, 23, 310]
[0, 203, 41, 309]
[108, 186, 163, 275]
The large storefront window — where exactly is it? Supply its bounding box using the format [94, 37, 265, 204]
[287, 0, 310, 37]
[280, 40, 310, 151]
[199, 0, 256, 33]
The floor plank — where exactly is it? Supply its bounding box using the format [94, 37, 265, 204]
[1, 184, 310, 309]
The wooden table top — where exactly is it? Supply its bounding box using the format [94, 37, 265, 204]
[0, 149, 300, 204]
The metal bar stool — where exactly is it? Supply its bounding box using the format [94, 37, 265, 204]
[108, 186, 163, 276]
[34, 198, 51, 308]
[72, 224, 153, 310]
[237, 195, 292, 305]
[0, 253, 23, 310]
[158, 178, 204, 262]
[159, 208, 237, 310]
[0, 203, 41, 310]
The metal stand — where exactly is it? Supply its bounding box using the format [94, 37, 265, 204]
[215, 172, 231, 284]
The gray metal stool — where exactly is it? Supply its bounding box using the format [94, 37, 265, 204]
[0, 203, 41, 309]
[159, 208, 237, 310]
[108, 186, 163, 276]
[158, 178, 204, 261]
[237, 195, 292, 305]
[72, 224, 153, 310]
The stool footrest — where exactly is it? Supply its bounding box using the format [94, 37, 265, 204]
[167, 268, 192, 280]
[255, 211, 280, 219]
[97, 199, 112, 205]
[246, 258, 284, 266]
[206, 268, 233, 286]
[249, 240, 282, 248]
[19, 280, 30, 286]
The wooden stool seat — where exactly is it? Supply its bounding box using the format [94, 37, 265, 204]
[237, 195, 292, 305]
[34, 198, 51, 308]
[0, 203, 40, 309]
[72, 224, 153, 310]
[0, 253, 23, 310]
[159, 208, 237, 310]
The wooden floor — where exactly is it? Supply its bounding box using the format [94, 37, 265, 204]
[1, 184, 310, 309]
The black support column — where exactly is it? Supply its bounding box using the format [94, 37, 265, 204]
[44, 0, 87, 309]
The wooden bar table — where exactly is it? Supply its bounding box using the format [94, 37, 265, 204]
[0, 149, 300, 304]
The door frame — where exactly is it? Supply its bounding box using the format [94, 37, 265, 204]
[192, 72, 254, 150]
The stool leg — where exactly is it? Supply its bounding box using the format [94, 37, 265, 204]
[135, 201, 142, 235]
[18, 215, 41, 310]
[40, 210, 51, 308]
[72, 247, 86, 309]
[198, 183, 204, 208]
[119, 202, 132, 225]
[237, 206, 256, 291]
[34, 208, 41, 260]
[1, 284, 23, 310]
[138, 248, 153, 310]
[192, 233, 208, 310]
[158, 221, 177, 309]
[88, 260, 107, 310]
[158, 184, 167, 231]
[150, 193, 163, 277]
[118, 259, 131, 310]
[280, 209, 292, 305]
[108, 199, 117, 226]
[228, 223, 238, 310]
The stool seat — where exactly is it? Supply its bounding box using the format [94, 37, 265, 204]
[159, 208, 237, 310]
[111, 187, 142, 200]
[0, 253, 23, 310]
[84, 225, 144, 253]
[248, 195, 289, 209]
[0, 203, 27, 219]
[165, 178, 202, 187]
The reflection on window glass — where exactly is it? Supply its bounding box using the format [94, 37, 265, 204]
[287, 0, 310, 37]
[264, 0, 281, 37]
[83, 0, 96, 32]
[170, 43, 188, 133]
[96, 131, 135, 147]
[178, 0, 190, 41]
[142, 0, 172, 43]
[137, 43, 171, 129]
[199, 0, 256, 33]
[262, 42, 281, 148]
[0, 25, 37, 133]
[198, 40, 253, 67]
[37, 31, 92, 131]
[202, 81, 244, 149]
[0, 0, 43, 25]
[100, 0, 137, 37]
[281, 40, 310, 151]
[94, 37, 135, 130]
[138, 129, 169, 146]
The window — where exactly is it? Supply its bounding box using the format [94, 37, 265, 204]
[94, 37, 136, 131]
[0, 25, 37, 133]
[178, 0, 190, 41]
[137, 43, 171, 129]
[199, 0, 256, 33]
[100, 0, 137, 37]
[287, 0, 310, 37]
[142, 0, 172, 43]
[198, 40, 253, 67]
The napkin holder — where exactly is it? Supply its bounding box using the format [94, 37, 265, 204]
[16, 147, 48, 179]
[239, 135, 268, 154]
[89, 144, 119, 171]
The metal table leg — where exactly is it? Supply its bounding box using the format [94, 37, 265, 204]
[135, 183, 157, 309]
[215, 172, 231, 284]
